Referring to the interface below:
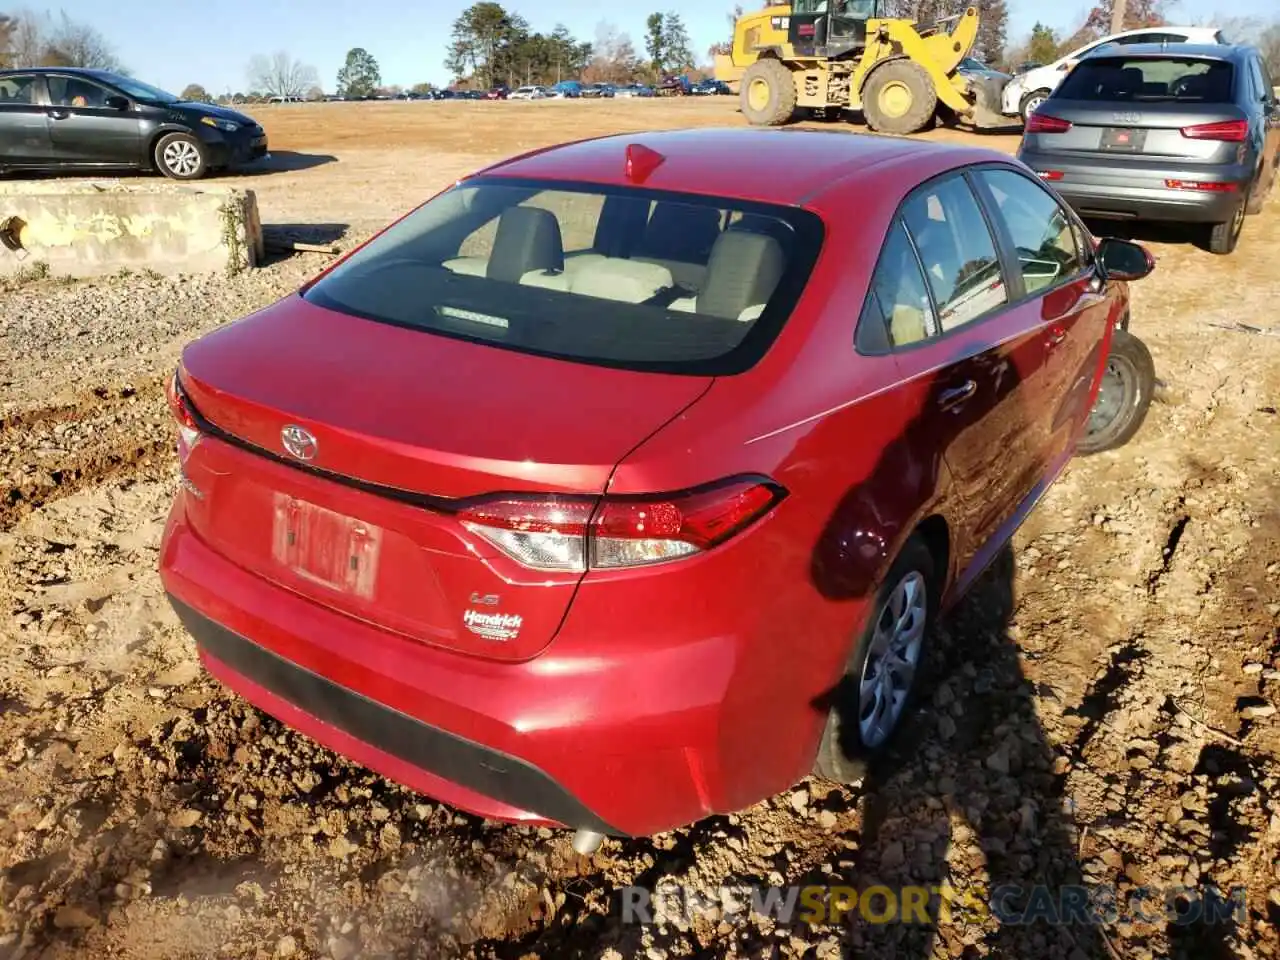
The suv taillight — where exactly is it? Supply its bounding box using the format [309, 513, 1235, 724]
[164, 370, 202, 462]
[1026, 113, 1072, 134]
[459, 478, 786, 572]
[1180, 119, 1248, 142]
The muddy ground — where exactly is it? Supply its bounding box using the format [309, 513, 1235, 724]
[0, 99, 1278, 960]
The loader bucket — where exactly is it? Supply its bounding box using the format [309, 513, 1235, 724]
[967, 75, 1013, 129]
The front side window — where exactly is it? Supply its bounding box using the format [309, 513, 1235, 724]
[48, 75, 115, 108]
[302, 178, 823, 374]
[901, 175, 1008, 334]
[979, 169, 1085, 294]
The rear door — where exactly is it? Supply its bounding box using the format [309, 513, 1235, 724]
[0, 73, 54, 163]
[870, 171, 1055, 577]
[44, 74, 142, 165]
[972, 166, 1113, 468]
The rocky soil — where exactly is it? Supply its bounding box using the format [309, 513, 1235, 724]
[1, 109, 1278, 960]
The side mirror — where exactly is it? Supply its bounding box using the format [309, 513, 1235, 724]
[105, 95, 130, 111]
[1097, 237, 1155, 282]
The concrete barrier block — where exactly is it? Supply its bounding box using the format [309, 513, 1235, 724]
[0, 181, 263, 278]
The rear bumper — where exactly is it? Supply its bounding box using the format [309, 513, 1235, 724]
[171, 595, 623, 835]
[159, 495, 845, 836]
[1018, 151, 1250, 223]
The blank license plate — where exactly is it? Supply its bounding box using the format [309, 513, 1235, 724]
[1101, 127, 1145, 151]
[271, 494, 382, 598]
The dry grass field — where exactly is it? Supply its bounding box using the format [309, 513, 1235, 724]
[0, 97, 1278, 960]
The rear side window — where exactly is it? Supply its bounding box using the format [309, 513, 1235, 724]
[1057, 56, 1235, 103]
[860, 221, 937, 349]
[978, 169, 1085, 294]
[0, 75, 38, 104]
[900, 175, 1008, 334]
[302, 178, 824, 375]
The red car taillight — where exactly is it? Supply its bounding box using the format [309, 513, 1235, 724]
[1026, 113, 1072, 134]
[164, 369, 202, 462]
[459, 478, 786, 572]
[1180, 119, 1248, 142]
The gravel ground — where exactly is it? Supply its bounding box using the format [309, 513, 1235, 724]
[1, 104, 1278, 960]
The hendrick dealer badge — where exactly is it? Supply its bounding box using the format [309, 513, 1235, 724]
[463, 608, 523, 642]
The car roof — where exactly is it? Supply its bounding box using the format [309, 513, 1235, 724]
[1082, 41, 1248, 62]
[0, 66, 120, 79]
[474, 127, 1013, 206]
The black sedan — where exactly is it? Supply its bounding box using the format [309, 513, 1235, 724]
[0, 67, 268, 180]
[1017, 43, 1280, 255]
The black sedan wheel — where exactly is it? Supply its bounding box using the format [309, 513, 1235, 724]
[155, 132, 209, 181]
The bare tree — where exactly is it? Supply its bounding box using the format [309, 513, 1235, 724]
[247, 51, 319, 99]
[42, 11, 124, 70]
[1, 8, 123, 70]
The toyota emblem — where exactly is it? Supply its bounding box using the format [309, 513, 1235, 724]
[280, 424, 318, 461]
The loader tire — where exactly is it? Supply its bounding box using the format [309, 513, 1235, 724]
[863, 59, 938, 136]
[740, 58, 797, 126]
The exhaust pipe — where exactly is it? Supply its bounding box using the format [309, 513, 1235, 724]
[571, 829, 604, 855]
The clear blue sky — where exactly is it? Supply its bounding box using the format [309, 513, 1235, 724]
[29, 0, 1273, 95]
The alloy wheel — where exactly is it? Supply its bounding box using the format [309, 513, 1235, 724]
[162, 140, 202, 178]
[857, 571, 928, 748]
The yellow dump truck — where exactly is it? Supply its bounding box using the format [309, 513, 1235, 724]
[714, 1, 1009, 135]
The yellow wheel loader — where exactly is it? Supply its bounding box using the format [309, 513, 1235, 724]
[714, 1, 1010, 136]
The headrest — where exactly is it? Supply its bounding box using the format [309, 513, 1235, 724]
[488, 206, 564, 283]
[637, 202, 723, 262]
[697, 231, 785, 320]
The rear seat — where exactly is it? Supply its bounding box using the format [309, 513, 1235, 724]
[442, 204, 785, 318]
[666, 229, 786, 323]
[442, 206, 675, 303]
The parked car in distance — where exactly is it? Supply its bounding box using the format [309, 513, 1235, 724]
[509, 85, 548, 100]
[581, 82, 616, 98]
[1002, 26, 1226, 122]
[0, 67, 268, 180]
[484, 86, 509, 100]
[548, 80, 584, 98]
[957, 57, 1012, 84]
[160, 128, 1156, 850]
[659, 74, 692, 95]
[692, 78, 732, 95]
[614, 83, 655, 98]
[1018, 42, 1280, 255]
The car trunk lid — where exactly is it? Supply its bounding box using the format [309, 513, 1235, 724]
[1028, 100, 1249, 163]
[175, 294, 712, 661]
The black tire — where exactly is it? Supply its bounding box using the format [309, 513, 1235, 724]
[1077, 329, 1155, 456]
[739, 58, 797, 126]
[862, 60, 938, 136]
[1207, 190, 1248, 255]
[154, 132, 209, 181]
[1019, 88, 1052, 122]
[812, 535, 938, 783]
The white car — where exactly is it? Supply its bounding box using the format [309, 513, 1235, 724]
[1001, 25, 1227, 122]
[509, 85, 548, 100]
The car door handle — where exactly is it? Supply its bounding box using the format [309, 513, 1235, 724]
[48, 110, 69, 120]
[1046, 326, 1068, 349]
[937, 380, 977, 412]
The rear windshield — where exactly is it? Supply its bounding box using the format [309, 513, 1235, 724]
[1057, 56, 1235, 103]
[302, 177, 824, 375]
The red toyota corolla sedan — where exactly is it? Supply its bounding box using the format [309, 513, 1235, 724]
[159, 128, 1155, 852]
